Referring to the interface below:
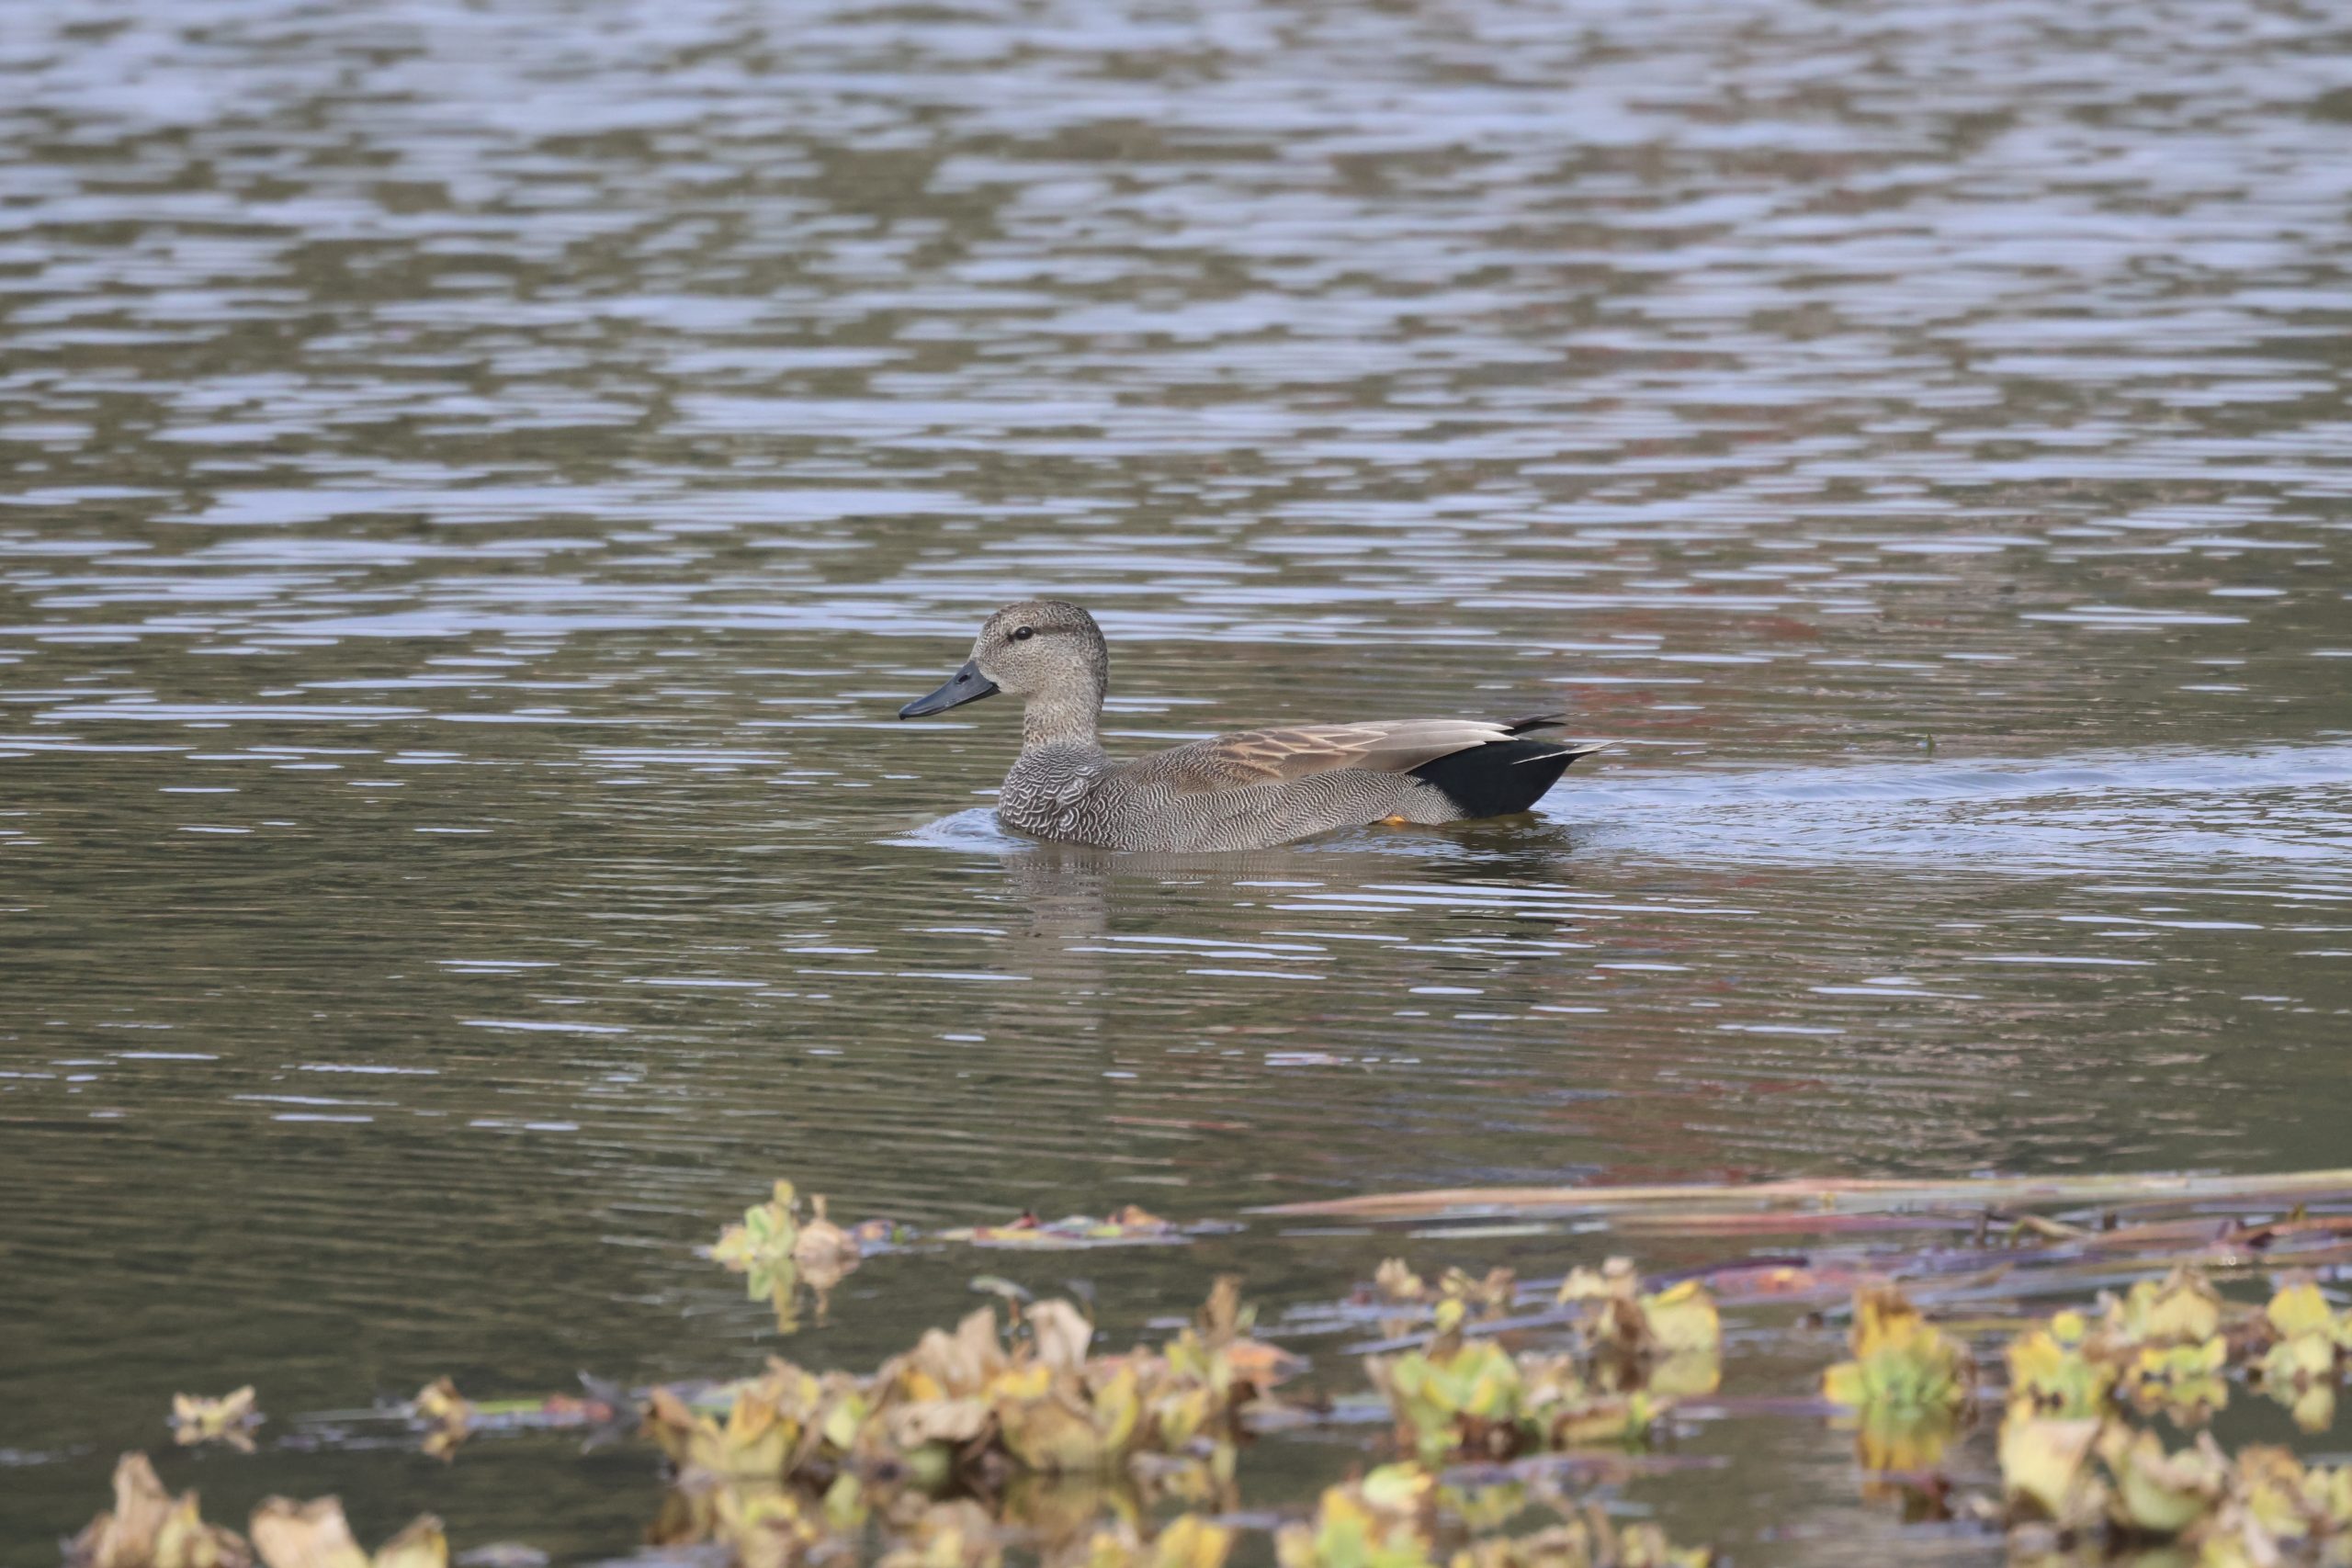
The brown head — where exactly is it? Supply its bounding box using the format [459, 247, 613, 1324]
[899, 600, 1109, 746]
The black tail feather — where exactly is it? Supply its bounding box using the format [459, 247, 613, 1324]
[1409, 737, 1584, 818]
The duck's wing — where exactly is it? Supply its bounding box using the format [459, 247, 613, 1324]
[1154, 716, 1584, 791]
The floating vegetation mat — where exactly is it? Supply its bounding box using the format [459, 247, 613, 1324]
[53, 1168, 2352, 1568]
[705, 1183, 1246, 1333]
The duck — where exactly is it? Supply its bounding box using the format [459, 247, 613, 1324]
[898, 601, 1608, 852]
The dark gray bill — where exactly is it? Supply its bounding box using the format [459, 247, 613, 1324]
[899, 660, 1000, 718]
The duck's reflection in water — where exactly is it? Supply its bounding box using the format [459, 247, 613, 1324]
[993, 820, 1587, 940]
[972, 820, 1590, 1043]
[933, 819, 1605, 1194]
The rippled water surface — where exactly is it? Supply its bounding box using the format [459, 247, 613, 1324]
[4, 0, 2351, 1560]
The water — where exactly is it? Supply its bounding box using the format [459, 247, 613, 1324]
[3, 0, 2350, 1560]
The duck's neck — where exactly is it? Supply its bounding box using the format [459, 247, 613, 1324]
[1020, 680, 1104, 752]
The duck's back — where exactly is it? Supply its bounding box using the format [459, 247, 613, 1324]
[998, 718, 1597, 852]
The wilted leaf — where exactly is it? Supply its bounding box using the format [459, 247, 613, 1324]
[2097, 1425, 2227, 1537]
[368, 1520, 447, 1568]
[69, 1453, 253, 1568]
[2258, 1331, 2340, 1432]
[794, 1193, 859, 1277]
[247, 1500, 366, 1568]
[1820, 1287, 1972, 1413]
[1084, 1514, 1236, 1568]
[992, 1359, 1141, 1472]
[1456, 1509, 1714, 1568]
[1196, 1276, 1248, 1344]
[248, 1497, 442, 1568]
[2264, 1278, 2337, 1342]
[884, 1396, 993, 1451]
[1026, 1300, 1094, 1372]
[884, 1307, 1012, 1404]
[2119, 1337, 2229, 1423]
[1273, 1465, 1433, 1568]
[2283, 1380, 2336, 1435]
[717, 1385, 790, 1475]
[1552, 1259, 1653, 1360]
[412, 1378, 471, 1461]
[640, 1362, 842, 1483]
[2005, 1312, 2112, 1419]
[2229, 1444, 2352, 1548]
[1555, 1258, 1638, 1307]
[1997, 1411, 2104, 1527]
[710, 1483, 820, 1568]
[1639, 1282, 1721, 1356]
[1374, 1259, 1430, 1304]
[1439, 1268, 1518, 1314]
[2101, 1267, 2222, 1348]
[172, 1388, 260, 1452]
[69, 1453, 178, 1568]
[1371, 1332, 1528, 1464]
[1277, 1466, 1710, 1568]
[713, 1181, 800, 1275]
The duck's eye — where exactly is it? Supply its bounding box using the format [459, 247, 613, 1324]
[1011, 626, 1035, 642]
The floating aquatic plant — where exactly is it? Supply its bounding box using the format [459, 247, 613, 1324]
[707, 1181, 1244, 1336]
[716, 1181, 1238, 1261]
[1080, 1514, 1235, 1568]
[249, 1499, 446, 1568]
[2257, 1276, 2351, 1433]
[66, 1459, 447, 1568]
[171, 1388, 260, 1452]
[1553, 1262, 1721, 1401]
[643, 1359, 858, 1483]
[870, 1282, 1275, 1476]
[1819, 1286, 1973, 1414]
[1990, 1277, 2351, 1551]
[1273, 1463, 1434, 1568]
[67, 1454, 248, 1568]
[1555, 1262, 1721, 1357]
[707, 1180, 867, 1331]
[1818, 1285, 1974, 1482]
[2102, 1265, 2224, 1348]
[1375, 1260, 1519, 1315]
[1995, 1268, 2348, 1437]
[710, 1180, 807, 1279]
[2005, 1310, 2113, 1420]
[936, 1205, 1242, 1249]
[1997, 1408, 2352, 1558]
[1273, 1465, 1710, 1568]
[1367, 1300, 1665, 1466]
[639, 1280, 1287, 1498]
[53, 1168, 2352, 1568]
[410, 1378, 470, 1461]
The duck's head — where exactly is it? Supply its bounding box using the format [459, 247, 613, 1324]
[899, 600, 1107, 718]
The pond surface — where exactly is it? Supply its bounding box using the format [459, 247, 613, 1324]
[3, 0, 2350, 1561]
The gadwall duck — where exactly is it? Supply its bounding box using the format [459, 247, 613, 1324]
[899, 601, 1608, 852]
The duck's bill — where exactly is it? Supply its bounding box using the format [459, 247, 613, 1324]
[899, 660, 1000, 718]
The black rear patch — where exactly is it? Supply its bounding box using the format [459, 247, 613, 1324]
[1409, 739, 1577, 818]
